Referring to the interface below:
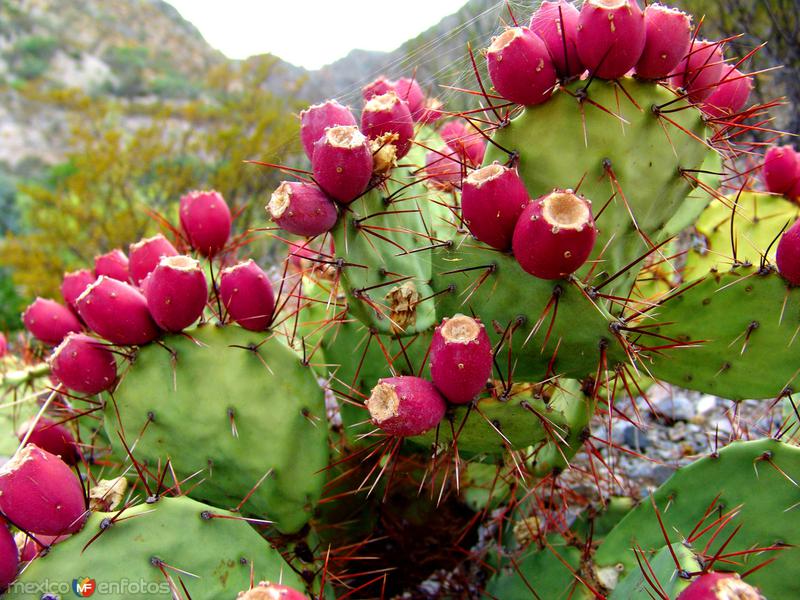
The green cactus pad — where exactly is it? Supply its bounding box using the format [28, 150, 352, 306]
[7, 496, 304, 599]
[609, 543, 699, 599]
[105, 324, 328, 533]
[595, 439, 800, 599]
[484, 78, 713, 293]
[642, 266, 800, 399]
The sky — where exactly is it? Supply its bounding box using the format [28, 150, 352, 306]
[167, 0, 469, 70]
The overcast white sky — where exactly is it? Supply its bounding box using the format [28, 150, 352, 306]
[167, 0, 469, 70]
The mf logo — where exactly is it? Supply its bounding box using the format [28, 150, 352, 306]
[72, 576, 96, 597]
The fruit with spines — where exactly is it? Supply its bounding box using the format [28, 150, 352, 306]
[94, 249, 130, 282]
[268, 181, 338, 236]
[635, 3, 692, 80]
[762, 145, 799, 196]
[16, 417, 80, 465]
[0, 524, 17, 590]
[179, 189, 232, 257]
[22, 298, 83, 346]
[312, 125, 373, 203]
[60, 269, 95, 312]
[576, 0, 646, 80]
[366, 376, 446, 437]
[486, 27, 557, 106]
[672, 39, 725, 102]
[128, 234, 178, 285]
[300, 99, 356, 160]
[429, 314, 492, 404]
[362, 76, 394, 101]
[237, 581, 309, 599]
[702, 66, 753, 117]
[512, 190, 597, 280]
[394, 76, 426, 120]
[361, 91, 415, 158]
[439, 120, 485, 167]
[461, 163, 530, 250]
[219, 260, 276, 331]
[0, 444, 86, 535]
[49, 333, 117, 394]
[76, 276, 160, 345]
[776, 218, 800, 285]
[529, 0, 584, 79]
[144, 255, 207, 332]
[677, 573, 763, 600]
[424, 148, 463, 189]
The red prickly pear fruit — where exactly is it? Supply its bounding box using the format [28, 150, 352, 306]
[776, 219, 800, 285]
[219, 260, 275, 331]
[237, 581, 308, 600]
[179, 190, 232, 257]
[61, 269, 95, 312]
[76, 276, 161, 345]
[419, 97, 444, 125]
[529, 0, 584, 79]
[634, 4, 692, 80]
[128, 234, 178, 285]
[440, 121, 485, 167]
[0, 444, 87, 535]
[300, 100, 357, 160]
[312, 126, 374, 203]
[424, 149, 463, 190]
[791, 176, 800, 203]
[461, 163, 531, 250]
[361, 91, 415, 159]
[365, 376, 446, 437]
[49, 333, 117, 394]
[94, 249, 130, 282]
[394, 77, 426, 120]
[701, 67, 753, 118]
[16, 532, 63, 562]
[0, 524, 18, 590]
[762, 145, 799, 196]
[22, 298, 83, 346]
[486, 27, 558, 106]
[576, 0, 646, 80]
[671, 39, 725, 102]
[16, 417, 80, 465]
[268, 181, 338, 236]
[512, 190, 598, 280]
[429, 315, 493, 404]
[362, 76, 395, 101]
[0, 333, 6, 358]
[144, 255, 208, 332]
[676, 572, 763, 600]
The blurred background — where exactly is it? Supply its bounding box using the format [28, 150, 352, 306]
[0, 0, 796, 330]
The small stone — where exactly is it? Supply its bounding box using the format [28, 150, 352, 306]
[623, 425, 650, 451]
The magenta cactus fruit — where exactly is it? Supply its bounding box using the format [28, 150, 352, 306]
[179, 189, 232, 257]
[268, 181, 338, 236]
[461, 163, 531, 250]
[237, 582, 308, 600]
[312, 125, 374, 203]
[365, 376, 447, 437]
[776, 218, 800, 285]
[22, 298, 82, 346]
[0, 333, 6, 358]
[219, 259, 276, 331]
[576, 0, 646, 80]
[60, 269, 95, 312]
[512, 190, 598, 280]
[486, 27, 558, 106]
[94, 249, 130, 282]
[0, 444, 86, 535]
[360, 91, 415, 159]
[128, 234, 178, 285]
[144, 255, 208, 332]
[676, 572, 762, 600]
[394, 77, 426, 120]
[75, 276, 161, 345]
[424, 149, 463, 189]
[440, 121, 486, 167]
[49, 332, 117, 395]
[300, 99, 357, 160]
[17, 532, 63, 563]
[16, 417, 80, 465]
[671, 39, 725, 102]
[429, 315, 493, 404]
[0, 524, 17, 590]
[419, 97, 444, 125]
[529, 0, 584, 79]
[635, 3, 692, 80]
[702, 67, 753, 117]
[762, 145, 799, 196]
[362, 76, 395, 101]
